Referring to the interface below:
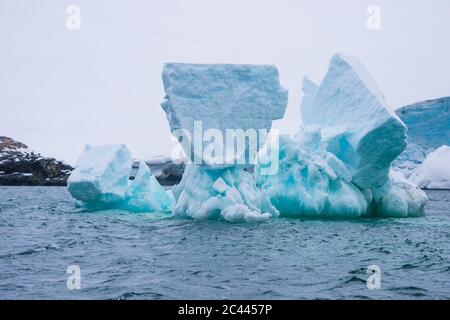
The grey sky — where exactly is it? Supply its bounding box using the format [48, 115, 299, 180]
[1, 0, 449, 164]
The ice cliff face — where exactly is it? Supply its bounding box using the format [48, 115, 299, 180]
[256, 54, 426, 218]
[394, 97, 450, 176]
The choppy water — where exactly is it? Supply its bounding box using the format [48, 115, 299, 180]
[0, 187, 449, 300]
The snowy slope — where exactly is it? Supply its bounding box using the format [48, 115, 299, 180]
[410, 145, 450, 189]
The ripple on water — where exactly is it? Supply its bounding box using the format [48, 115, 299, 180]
[0, 187, 449, 299]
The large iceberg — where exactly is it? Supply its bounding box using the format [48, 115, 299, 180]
[410, 145, 450, 189]
[256, 54, 427, 218]
[67, 144, 173, 212]
[67, 57, 429, 220]
[394, 97, 450, 176]
[161, 63, 288, 221]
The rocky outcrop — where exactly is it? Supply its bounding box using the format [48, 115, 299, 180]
[0, 136, 73, 186]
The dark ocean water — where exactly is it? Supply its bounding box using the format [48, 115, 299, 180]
[0, 186, 449, 300]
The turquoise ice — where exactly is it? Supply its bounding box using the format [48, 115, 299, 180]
[67, 144, 132, 205]
[256, 127, 368, 218]
[257, 54, 427, 217]
[172, 165, 279, 222]
[67, 144, 173, 212]
[125, 161, 174, 212]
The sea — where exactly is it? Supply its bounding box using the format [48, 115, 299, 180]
[0, 187, 449, 299]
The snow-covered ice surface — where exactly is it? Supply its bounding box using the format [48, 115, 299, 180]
[67, 145, 173, 212]
[410, 146, 450, 190]
[394, 97, 450, 176]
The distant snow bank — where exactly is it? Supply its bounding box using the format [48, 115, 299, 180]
[410, 145, 450, 190]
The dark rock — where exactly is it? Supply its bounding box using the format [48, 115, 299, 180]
[0, 136, 73, 186]
[143, 158, 253, 186]
[145, 159, 185, 186]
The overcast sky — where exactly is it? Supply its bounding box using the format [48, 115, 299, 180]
[1, 0, 449, 164]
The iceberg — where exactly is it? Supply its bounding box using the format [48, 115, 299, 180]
[410, 145, 450, 190]
[67, 144, 173, 212]
[67, 144, 132, 205]
[161, 63, 288, 221]
[66, 57, 429, 220]
[394, 97, 450, 176]
[256, 54, 426, 218]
